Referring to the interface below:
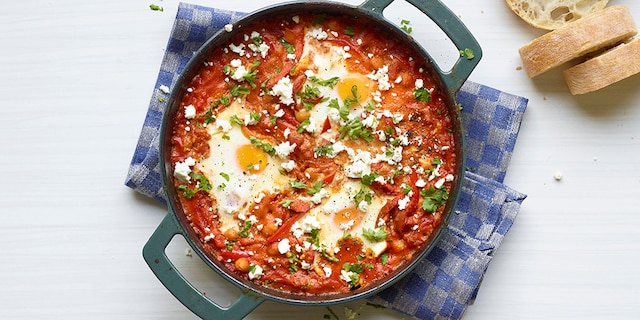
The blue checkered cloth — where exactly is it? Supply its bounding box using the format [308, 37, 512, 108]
[125, 3, 528, 319]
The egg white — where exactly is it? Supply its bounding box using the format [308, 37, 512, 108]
[196, 101, 287, 232]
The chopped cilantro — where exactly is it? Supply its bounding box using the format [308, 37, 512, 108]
[414, 87, 431, 102]
[344, 26, 355, 36]
[362, 227, 387, 242]
[177, 185, 196, 198]
[460, 48, 475, 60]
[238, 220, 252, 238]
[380, 252, 389, 265]
[230, 84, 250, 96]
[219, 172, 230, 181]
[229, 115, 243, 126]
[309, 76, 340, 88]
[343, 85, 361, 108]
[247, 265, 257, 274]
[321, 249, 340, 262]
[361, 172, 380, 186]
[289, 179, 307, 189]
[312, 14, 327, 26]
[241, 60, 261, 89]
[307, 181, 325, 195]
[149, 4, 164, 11]
[280, 199, 294, 208]
[309, 229, 321, 247]
[177, 172, 212, 199]
[279, 38, 295, 54]
[251, 34, 263, 46]
[420, 186, 449, 213]
[217, 183, 226, 190]
[401, 184, 412, 194]
[343, 262, 364, 274]
[313, 143, 334, 157]
[364, 101, 376, 112]
[400, 19, 412, 33]
[225, 240, 234, 251]
[296, 117, 311, 133]
[248, 111, 261, 124]
[339, 117, 373, 142]
[354, 186, 373, 207]
[249, 136, 276, 156]
[432, 157, 443, 165]
[328, 98, 349, 121]
[298, 85, 325, 110]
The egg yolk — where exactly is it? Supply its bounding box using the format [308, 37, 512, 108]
[236, 144, 268, 174]
[333, 207, 363, 230]
[336, 75, 372, 105]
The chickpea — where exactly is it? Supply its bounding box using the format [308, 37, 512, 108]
[266, 242, 280, 256]
[295, 109, 310, 122]
[262, 222, 278, 237]
[389, 239, 406, 253]
[224, 228, 239, 240]
[235, 257, 250, 272]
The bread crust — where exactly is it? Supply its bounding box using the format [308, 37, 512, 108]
[563, 37, 640, 95]
[505, 0, 609, 30]
[518, 6, 637, 78]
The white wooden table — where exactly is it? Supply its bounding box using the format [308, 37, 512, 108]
[1, 0, 639, 319]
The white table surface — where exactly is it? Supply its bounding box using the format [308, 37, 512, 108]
[1, 0, 639, 319]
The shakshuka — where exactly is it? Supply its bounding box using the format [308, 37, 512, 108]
[169, 12, 457, 295]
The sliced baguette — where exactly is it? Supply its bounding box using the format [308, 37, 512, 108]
[519, 6, 637, 78]
[563, 37, 640, 95]
[505, 0, 609, 30]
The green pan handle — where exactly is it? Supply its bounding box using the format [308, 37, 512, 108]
[143, 212, 265, 320]
[360, 0, 482, 95]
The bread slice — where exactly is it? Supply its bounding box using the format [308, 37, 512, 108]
[518, 6, 637, 78]
[563, 37, 640, 95]
[505, 0, 609, 30]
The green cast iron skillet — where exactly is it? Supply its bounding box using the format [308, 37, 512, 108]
[143, 0, 482, 319]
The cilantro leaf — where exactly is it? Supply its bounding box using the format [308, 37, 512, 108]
[460, 48, 475, 60]
[362, 227, 387, 242]
[279, 38, 295, 54]
[313, 143, 334, 157]
[344, 26, 355, 36]
[238, 220, 253, 238]
[289, 179, 307, 189]
[310, 76, 340, 88]
[249, 136, 276, 156]
[280, 199, 294, 208]
[380, 252, 389, 265]
[307, 181, 325, 195]
[414, 87, 431, 102]
[420, 186, 449, 213]
[229, 115, 243, 126]
[361, 172, 380, 186]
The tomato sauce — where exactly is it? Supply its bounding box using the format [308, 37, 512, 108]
[169, 12, 457, 295]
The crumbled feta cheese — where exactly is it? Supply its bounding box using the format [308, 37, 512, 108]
[301, 215, 321, 233]
[230, 59, 242, 68]
[292, 15, 300, 23]
[173, 157, 196, 182]
[184, 104, 196, 119]
[323, 266, 332, 278]
[203, 233, 215, 242]
[159, 85, 170, 94]
[445, 174, 454, 182]
[280, 160, 296, 172]
[367, 65, 391, 91]
[229, 43, 246, 56]
[270, 76, 294, 105]
[248, 265, 263, 280]
[274, 141, 297, 159]
[214, 119, 232, 133]
[340, 270, 355, 283]
[274, 109, 285, 118]
[395, 76, 403, 84]
[415, 79, 424, 88]
[362, 114, 378, 128]
[308, 27, 328, 40]
[290, 221, 304, 238]
[277, 238, 290, 254]
[274, 218, 283, 226]
[224, 24, 233, 32]
[398, 195, 411, 210]
[231, 65, 249, 82]
[339, 219, 355, 230]
[415, 179, 427, 188]
[377, 218, 386, 227]
[434, 177, 446, 189]
[345, 150, 373, 178]
[301, 261, 312, 270]
[310, 188, 330, 204]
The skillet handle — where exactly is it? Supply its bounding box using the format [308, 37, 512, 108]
[143, 212, 264, 320]
[360, 0, 482, 94]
